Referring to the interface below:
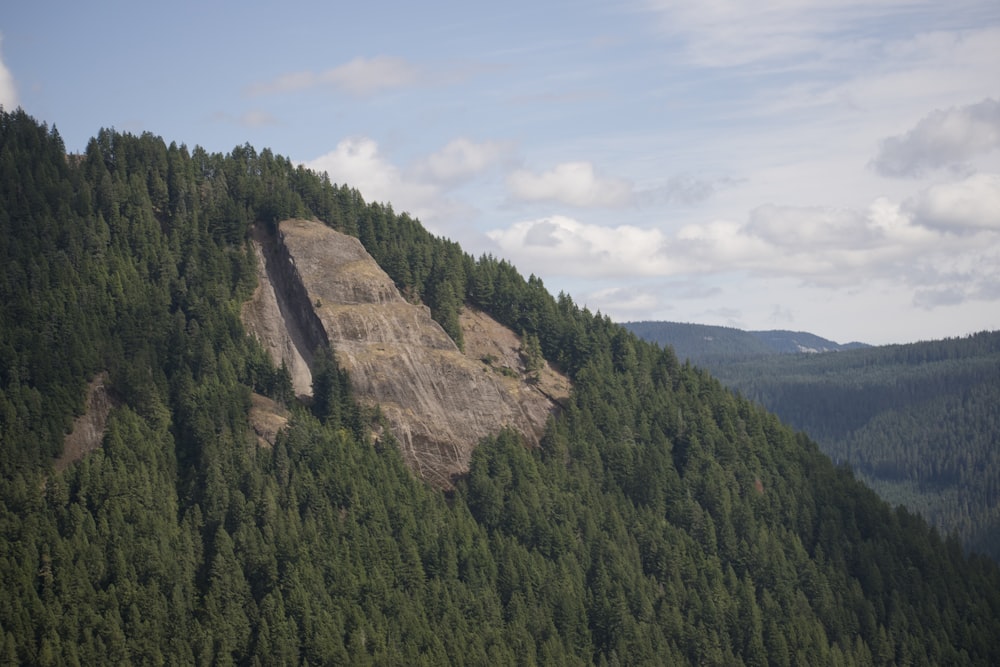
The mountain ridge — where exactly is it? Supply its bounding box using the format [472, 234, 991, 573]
[623, 320, 868, 363]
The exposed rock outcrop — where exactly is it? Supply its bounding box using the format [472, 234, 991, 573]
[243, 218, 569, 487]
[248, 392, 290, 448]
[242, 225, 323, 398]
[58, 372, 116, 472]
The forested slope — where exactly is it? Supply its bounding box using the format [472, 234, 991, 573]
[699, 335, 1000, 561]
[2, 109, 1000, 665]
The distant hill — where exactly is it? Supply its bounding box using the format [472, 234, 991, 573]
[622, 321, 867, 364]
[627, 320, 1000, 560]
[750, 329, 870, 354]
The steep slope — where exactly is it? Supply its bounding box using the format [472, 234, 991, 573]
[710, 331, 1000, 558]
[628, 318, 1000, 558]
[242, 224, 319, 398]
[246, 218, 566, 487]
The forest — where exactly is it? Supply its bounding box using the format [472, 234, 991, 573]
[698, 335, 1000, 561]
[2, 108, 1000, 665]
[626, 321, 1000, 561]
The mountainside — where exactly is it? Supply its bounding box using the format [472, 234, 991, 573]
[3, 110, 1000, 665]
[710, 333, 1000, 560]
[626, 320, 1000, 560]
[243, 217, 566, 487]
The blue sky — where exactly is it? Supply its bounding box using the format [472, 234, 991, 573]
[4, 0, 999, 345]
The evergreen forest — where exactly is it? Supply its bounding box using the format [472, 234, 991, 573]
[2, 108, 1000, 665]
[685, 333, 1000, 562]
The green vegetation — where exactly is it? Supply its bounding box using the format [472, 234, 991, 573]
[2, 109, 1000, 664]
[697, 333, 1000, 561]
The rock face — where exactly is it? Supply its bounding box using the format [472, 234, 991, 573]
[243, 219, 568, 488]
[242, 225, 322, 398]
[58, 373, 116, 472]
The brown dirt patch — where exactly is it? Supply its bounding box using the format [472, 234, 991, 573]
[249, 392, 291, 447]
[57, 372, 116, 471]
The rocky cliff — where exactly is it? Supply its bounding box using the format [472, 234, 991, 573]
[243, 219, 569, 488]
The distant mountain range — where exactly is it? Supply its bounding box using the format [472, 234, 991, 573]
[622, 321, 868, 364]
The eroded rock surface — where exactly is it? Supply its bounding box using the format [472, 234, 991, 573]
[245, 218, 568, 487]
[57, 373, 116, 472]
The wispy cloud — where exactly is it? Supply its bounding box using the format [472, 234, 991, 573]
[871, 98, 1000, 177]
[247, 56, 421, 97]
[636, 174, 741, 207]
[212, 110, 280, 128]
[644, 0, 898, 68]
[0, 36, 18, 109]
[506, 162, 633, 207]
[412, 138, 515, 185]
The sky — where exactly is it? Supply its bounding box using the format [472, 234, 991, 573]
[3, 1, 999, 345]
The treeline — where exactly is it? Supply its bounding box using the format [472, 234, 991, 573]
[700, 333, 1000, 560]
[2, 109, 1000, 664]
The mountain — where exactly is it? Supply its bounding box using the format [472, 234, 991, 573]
[627, 320, 1000, 561]
[622, 321, 867, 364]
[2, 110, 1000, 664]
[711, 334, 1000, 561]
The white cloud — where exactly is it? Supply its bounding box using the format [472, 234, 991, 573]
[304, 137, 442, 218]
[745, 204, 877, 248]
[487, 215, 668, 276]
[906, 172, 1000, 232]
[586, 286, 664, 319]
[0, 37, 17, 109]
[872, 98, 1000, 177]
[302, 136, 512, 231]
[506, 162, 633, 207]
[488, 190, 999, 306]
[413, 138, 515, 185]
[247, 56, 421, 97]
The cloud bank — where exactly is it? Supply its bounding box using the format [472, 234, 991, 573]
[489, 172, 1000, 308]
